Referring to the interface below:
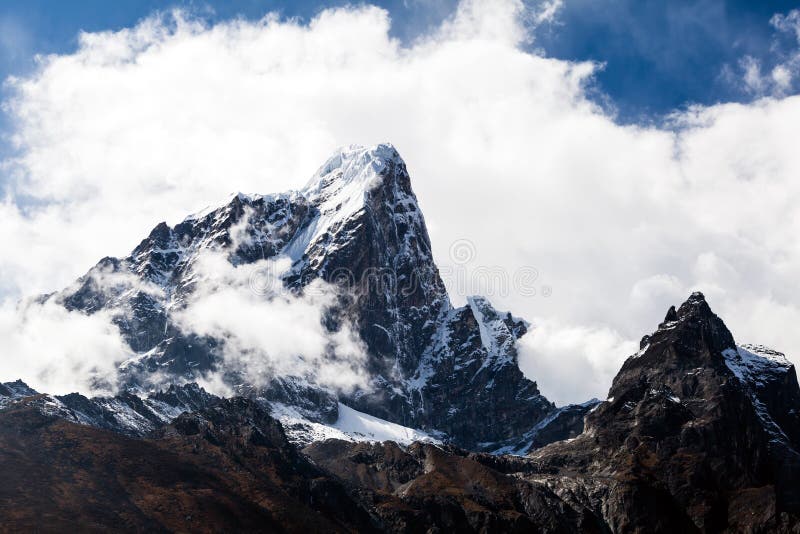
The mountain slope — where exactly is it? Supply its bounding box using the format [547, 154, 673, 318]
[0, 381, 219, 437]
[0, 398, 378, 532]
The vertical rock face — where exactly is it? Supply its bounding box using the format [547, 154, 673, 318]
[43, 144, 558, 450]
[527, 292, 800, 532]
[289, 144, 449, 381]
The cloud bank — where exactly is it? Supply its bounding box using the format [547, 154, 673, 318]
[172, 250, 369, 397]
[2, 0, 800, 403]
[0, 299, 132, 396]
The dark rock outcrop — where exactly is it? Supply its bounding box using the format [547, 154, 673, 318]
[304, 439, 605, 533]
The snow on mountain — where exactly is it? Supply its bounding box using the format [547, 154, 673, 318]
[723, 344, 794, 386]
[32, 143, 584, 451]
[0, 380, 219, 437]
[467, 295, 528, 375]
[290, 144, 395, 259]
[722, 343, 800, 443]
[269, 401, 440, 447]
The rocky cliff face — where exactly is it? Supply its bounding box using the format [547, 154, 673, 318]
[46, 144, 558, 450]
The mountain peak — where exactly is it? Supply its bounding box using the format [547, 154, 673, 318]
[657, 292, 736, 352]
[677, 290, 709, 313]
[620, 291, 737, 382]
[38, 143, 555, 452]
[292, 143, 416, 259]
[302, 143, 404, 197]
[658, 292, 710, 324]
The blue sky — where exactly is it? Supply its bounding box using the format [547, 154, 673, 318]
[1, 0, 798, 131]
[535, 0, 800, 120]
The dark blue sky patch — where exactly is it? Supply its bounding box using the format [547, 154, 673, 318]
[534, 0, 800, 121]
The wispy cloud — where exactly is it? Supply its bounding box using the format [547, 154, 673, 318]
[531, 0, 563, 26]
[733, 9, 800, 97]
[0, 15, 32, 63]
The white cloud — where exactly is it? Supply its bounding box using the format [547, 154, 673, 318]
[736, 9, 800, 97]
[531, 0, 563, 26]
[0, 262, 166, 396]
[0, 298, 132, 396]
[2, 0, 800, 403]
[772, 9, 800, 43]
[518, 320, 637, 406]
[740, 55, 768, 94]
[171, 249, 369, 396]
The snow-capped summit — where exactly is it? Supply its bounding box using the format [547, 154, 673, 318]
[297, 145, 389, 253]
[303, 143, 402, 195]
